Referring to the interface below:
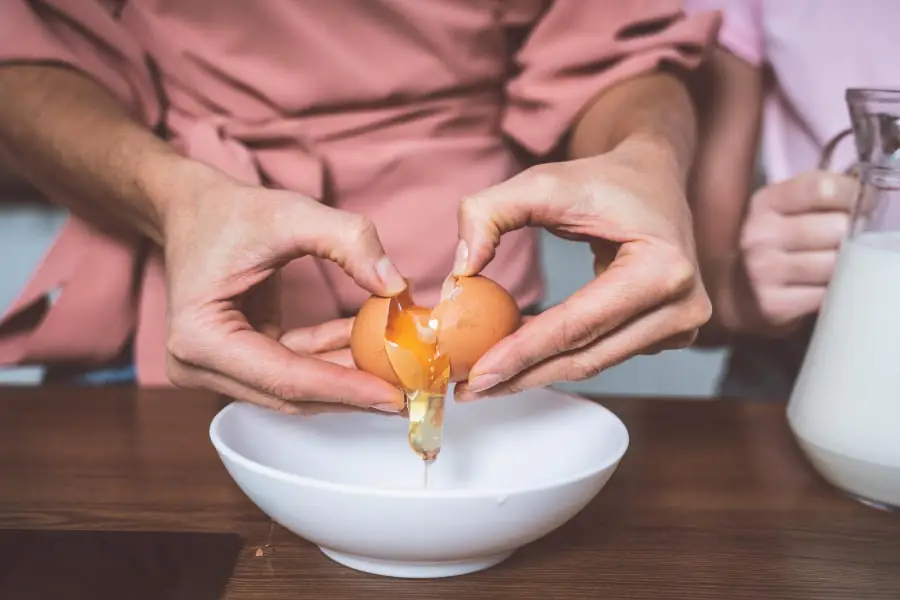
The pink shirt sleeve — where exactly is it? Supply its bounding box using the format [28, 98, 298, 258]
[683, 0, 764, 67]
[501, 0, 721, 156]
[0, 0, 160, 125]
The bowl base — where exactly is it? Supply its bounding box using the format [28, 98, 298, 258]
[319, 547, 514, 578]
[847, 492, 899, 513]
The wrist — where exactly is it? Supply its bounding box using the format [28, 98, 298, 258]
[614, 130, 690, 186]
[136, 151, 235, 245]
[607, 133, 696, 251]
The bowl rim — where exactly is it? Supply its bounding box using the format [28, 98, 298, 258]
[209, 387, 630, 499]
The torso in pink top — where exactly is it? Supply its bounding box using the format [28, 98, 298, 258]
[686, 0, 900, 178]
[0, 0, 717, 385]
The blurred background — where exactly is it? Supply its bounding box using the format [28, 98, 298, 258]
[0, 201, 729, 393]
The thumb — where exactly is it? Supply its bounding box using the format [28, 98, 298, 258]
[454, 167, 564, 276]
[270, 196, 407, 297]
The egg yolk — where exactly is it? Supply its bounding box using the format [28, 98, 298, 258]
[383, 288, 451, 395]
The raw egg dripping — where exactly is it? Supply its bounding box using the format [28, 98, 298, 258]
[350, 275, 522, 466]
[383, 287, 450, 463]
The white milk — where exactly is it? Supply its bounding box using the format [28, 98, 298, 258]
[788, 232, 900, 508]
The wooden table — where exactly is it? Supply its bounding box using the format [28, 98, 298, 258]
[0, 387, 898, 599]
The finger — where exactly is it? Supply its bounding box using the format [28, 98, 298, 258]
[758, 171, 857, 215]
[641, 331, 697, 355]
[313, 348, 356, 368]
[272, 197, 407, 296]
[454, 166, 572, 275]
[294, 401, 402, 417]
[778, 212, 850, 251]
[766, 250, 837, 286]
[168, 325, 404, 410]
[457, 295, 697, 401]
[756, 286, 826, 328]
[173, 360, 400, 416]
[465, 244, 695, 388]
[170, 359, 300, 415]
[280, 318, 354, 355]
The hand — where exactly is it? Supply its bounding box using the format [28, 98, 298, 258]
[161, 163, 407, 414]
[452, 140, 712, 400]
[738, 170, 857, 333]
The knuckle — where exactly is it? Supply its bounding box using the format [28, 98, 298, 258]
[661, 256, 696, 296]
[506, 348, 538, 375]
[458, 193, 487, 223]
[738, 227, 757, 252]
[260, 378, 300, 402]
[756, 292, 789, 326]
[166, 325, 200, 367]
[827, 214, 851, 243]
[347, 214, 377, 243]
[165, 356, 192, 388]
[459, 189, 504, 230]
[522, 163, 560, 194]
[670, 330, 699, 350]
[749, 186, 776, 213]
[557, 317, 598, 351]
[685, 292, 713, 330]
[742, 251, 769, 285]
[740, 215, 778, 251]
[563, 359, 603, 382]
[499, 380, 526, 396]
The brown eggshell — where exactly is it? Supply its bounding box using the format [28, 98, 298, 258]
[433, 275, 521, 381]
[350, 295, 401, 386]
[351, 275, 521, 385]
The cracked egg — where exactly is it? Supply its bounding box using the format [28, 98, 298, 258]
[350, 275, 521, 386]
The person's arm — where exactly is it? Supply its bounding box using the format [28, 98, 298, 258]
[686, 48, 764, 343]
[0, 63, 406, 412]
[453, 69, 716, 400]
[0, 65, 187, 243]
[687, 49, 857, 344]
[569, 71, 696, 184]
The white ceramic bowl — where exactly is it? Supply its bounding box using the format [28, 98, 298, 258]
[210, 386, 629, 578]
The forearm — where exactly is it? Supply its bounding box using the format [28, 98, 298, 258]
[686, 49, 765, 344]
[569, 72, 697, 184]
[0, 65, 209, 244]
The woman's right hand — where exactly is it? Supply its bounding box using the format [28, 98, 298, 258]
[160, 162, 408, 414]
[738, 170, 857, 334]
[0, 65, 405, 414]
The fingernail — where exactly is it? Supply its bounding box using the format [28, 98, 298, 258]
[373, 402, 403, 413]
[452, 240, 469, 276]
[454, 389, 477, 403]
[376, 256, 406, 294]
[819, 175, 837, 199]
[466, 373, 503, 393]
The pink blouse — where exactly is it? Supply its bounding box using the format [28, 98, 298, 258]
[0, 0, 719, 385]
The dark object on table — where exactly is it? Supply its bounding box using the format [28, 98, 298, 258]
[0, 530, 242, 600]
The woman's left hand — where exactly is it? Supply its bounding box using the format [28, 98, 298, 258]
[452, 141, 712, 401]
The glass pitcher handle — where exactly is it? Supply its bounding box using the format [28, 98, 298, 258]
[819, 127, 871, 231]
[818, 127, 858, 176]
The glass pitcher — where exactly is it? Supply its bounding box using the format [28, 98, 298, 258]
[788, 88, 900, 512]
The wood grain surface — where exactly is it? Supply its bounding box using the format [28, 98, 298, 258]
[0, 387, 897, 599]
